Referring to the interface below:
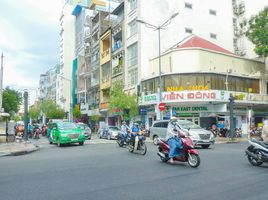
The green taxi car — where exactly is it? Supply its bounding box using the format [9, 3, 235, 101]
[49, 122, 86, 147]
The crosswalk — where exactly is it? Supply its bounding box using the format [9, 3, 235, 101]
[88, 139, 116, 145]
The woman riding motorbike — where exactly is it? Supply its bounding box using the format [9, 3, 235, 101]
[166, 117, 183, 164]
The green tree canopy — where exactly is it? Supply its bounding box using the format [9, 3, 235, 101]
[109, 82, 138, 120]
[29, 106, 40, 120]
[246, 7, 268, 57]
[39, 99, 65, 119]
[73, 106, 82, 119]
[2, 87, 22, 114]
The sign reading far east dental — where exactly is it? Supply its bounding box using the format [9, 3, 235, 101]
[173, 104, 227, 113]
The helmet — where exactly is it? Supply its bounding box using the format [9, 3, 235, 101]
[134, 122, 139, 126]
[170, 116, 177, 121]
[122, 121, 126, 124]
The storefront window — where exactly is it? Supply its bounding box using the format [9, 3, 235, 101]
[142, 73, 260, 94]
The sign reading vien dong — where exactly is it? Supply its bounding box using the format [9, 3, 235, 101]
[139, 91, 229, 105]
[162, 90, 229, 102]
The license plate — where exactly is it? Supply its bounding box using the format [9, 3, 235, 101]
[203, 140, 210, 143]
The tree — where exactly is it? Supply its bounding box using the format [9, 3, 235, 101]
[109, 82, 138, 120]
[2, 87, 22, 114]
[246, 7, 268, 57]
[39, 99, 65, 119]
[29, 106, 40, 120]
[73, 105, 82, 119]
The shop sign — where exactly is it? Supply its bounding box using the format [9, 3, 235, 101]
[174, 104, 227, 113]
[112, 108, 123, 116]
[162, 90, 229, 102]
[167, 85, 209, 92]
[139, 107, 147, 115]
[139, 94, 158, 104]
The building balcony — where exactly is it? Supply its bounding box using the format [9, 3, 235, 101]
[112, 65, 123, 77]
[100, 48, 110, 64]
[112, 40, 123, 54]
[100, 77, 111, 90]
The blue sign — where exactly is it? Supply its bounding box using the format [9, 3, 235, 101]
[139, 108, 147, 115]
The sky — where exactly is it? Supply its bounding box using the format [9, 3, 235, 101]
[0, 0, 62, 93]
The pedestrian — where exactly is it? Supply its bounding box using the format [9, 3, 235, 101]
[262, 120, 268, 143]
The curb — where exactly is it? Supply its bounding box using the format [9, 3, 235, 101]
[0, 145, 40, 157]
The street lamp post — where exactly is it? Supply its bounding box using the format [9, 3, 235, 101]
[59, 75, 72, 122]
[225, 69, 232, 91]
[136, 12, 179, 120]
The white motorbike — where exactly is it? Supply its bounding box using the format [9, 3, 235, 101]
[245, 139, 268, 166]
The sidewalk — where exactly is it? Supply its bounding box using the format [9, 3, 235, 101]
[0, 140, 39, 157]
[215, 137, 248, 144]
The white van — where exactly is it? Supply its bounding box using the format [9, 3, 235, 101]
[149, 120, 215, 148]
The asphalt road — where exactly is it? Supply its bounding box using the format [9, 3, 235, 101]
[0, 138, 267, 200]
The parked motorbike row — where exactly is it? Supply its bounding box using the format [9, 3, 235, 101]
[14, 123, 47, 139]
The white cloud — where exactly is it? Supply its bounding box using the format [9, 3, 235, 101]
[0, 18, 28, 50]
[23, 0, 62, 25]
[0, 0, 62, 105]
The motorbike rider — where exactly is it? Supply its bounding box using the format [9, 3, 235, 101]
[120, 121, 130, 143]
[166, 117, 183, 164]
[262, 120, 268, 143]
[130, 123, 140, 149]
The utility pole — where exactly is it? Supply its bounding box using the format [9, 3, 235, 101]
[229, 93, 235, 139]
[23, 91, 29, 141]
[0, 53, 4, 112]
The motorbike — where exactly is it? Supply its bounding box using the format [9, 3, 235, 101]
[245, 139, 268, 166]
[116, 131, 130, 147]
[127, 133, 147, 155]
[42, 125, 47, 136]
[157, 129, 200, 168]
[33, 126, 40, 139]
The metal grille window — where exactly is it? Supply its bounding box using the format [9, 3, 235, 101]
[185, 28, 193, 34]
[185, 3, 192, 9]
[129, 0, 137, 12]
[210, 33, 217, 39]
[128, 68, 138, 86]
[209, 9, 217, 15]
[127, 42, 138, 69]
[128, 19, 137, 37]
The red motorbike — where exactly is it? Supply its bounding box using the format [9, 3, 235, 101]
[157, 130, 201, 168]
[42, 126, 47, 136]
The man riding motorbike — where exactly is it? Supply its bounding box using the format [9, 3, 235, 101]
[119, 121, 130, 144]
[166, 117, 183, 164]
[130, 123, 141, 150]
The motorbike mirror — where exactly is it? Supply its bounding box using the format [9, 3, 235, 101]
[173, 128, 178, 132]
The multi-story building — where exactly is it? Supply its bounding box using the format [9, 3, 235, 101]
[123, 0, 268, 88]
[46, 65, 58, 101]
[232, 0, 268, 59]
[39, 74, 47, 100]
[60, 0, 267, 127]
[72, 4, 91, 114]
[58, 1, 75, 111]
[139, 35, 268, 132]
